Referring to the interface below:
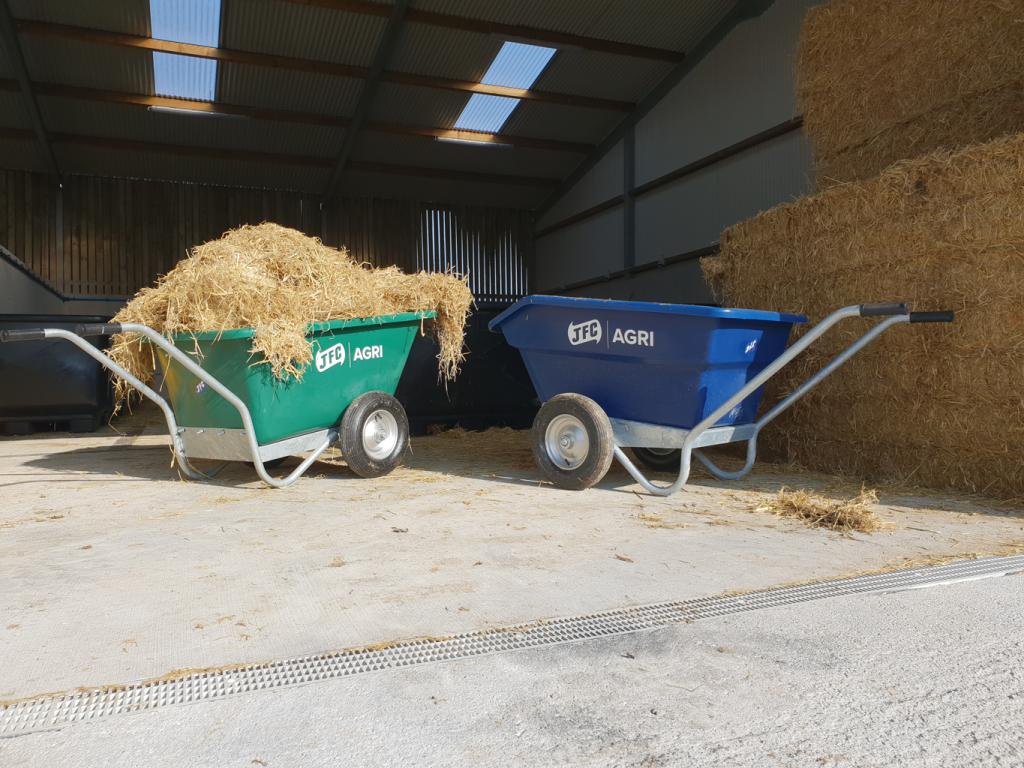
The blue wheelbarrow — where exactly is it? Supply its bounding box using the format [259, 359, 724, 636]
[489, 296, 953, 495]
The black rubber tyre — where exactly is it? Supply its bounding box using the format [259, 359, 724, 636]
[632, 447, 683, 473]
[531, 393, 614, 490]
[246, 456, 288, 471]
[340, 391, 409, 478]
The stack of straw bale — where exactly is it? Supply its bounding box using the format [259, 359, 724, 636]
[797, 0, 1024, 184]
[703, 134, 1024, 498]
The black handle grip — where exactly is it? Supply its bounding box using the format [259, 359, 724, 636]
[909, 311, 955, 324]
[0, 328, 46, 342]
[859, 302, 909, 317]
[74, 323, 122, 337]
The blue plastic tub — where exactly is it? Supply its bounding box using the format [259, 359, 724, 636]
[489, 296, 806, 430]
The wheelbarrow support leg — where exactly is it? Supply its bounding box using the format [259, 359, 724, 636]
[621, 306, 924, 496]
[115, 323, 332, 489]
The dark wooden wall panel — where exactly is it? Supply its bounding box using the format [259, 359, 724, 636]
[0, 170, 532, 304]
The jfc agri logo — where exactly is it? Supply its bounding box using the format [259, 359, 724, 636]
[567, 319, 602, 345]
[315, 342, 346, 372]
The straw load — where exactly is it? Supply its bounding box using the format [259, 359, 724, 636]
[796, 0, 1024, 184]
[702, 134, 1024, 498]
[107, 223, 473, 404]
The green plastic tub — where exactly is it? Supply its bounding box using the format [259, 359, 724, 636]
[155, 312, 433, 445]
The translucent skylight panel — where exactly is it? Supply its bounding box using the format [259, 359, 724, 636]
[452, 42, 555, 134]
[454, 95, 521, 133]
[480, 42, 556, 89]
[150, 0, 221, 102]
[150, 0, 221, 46]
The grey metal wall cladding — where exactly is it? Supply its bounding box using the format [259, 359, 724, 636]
[535, 138, 622, 229]
[635, 130, 814, 263]
[536, 205, 622, 291]
[8, 0, 151, 36]
[366, 82, 471, 129]
[0, 92, 32, 130]
[350, 132, 579, 179]
[499, 100, 624, 146]
[54, 145, 330, 193]
[563, 260, 715, 305]
[216, 64, 363, 117]
[388, 23, 504, 82]
[531, 52, 673, 103]
[635, 0, 825, 185]
[335, 168, 547, 210]
[19, 37, 154, 95]
[222, 0, 385, 67]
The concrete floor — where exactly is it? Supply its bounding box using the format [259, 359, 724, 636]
[2, 575, 1022, 766]
[2, 414, 1023, 764]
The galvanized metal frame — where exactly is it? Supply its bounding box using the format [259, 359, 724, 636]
[611, 307, 911, 496]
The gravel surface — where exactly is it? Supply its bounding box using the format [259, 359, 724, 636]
[3, 574, 1022, 767]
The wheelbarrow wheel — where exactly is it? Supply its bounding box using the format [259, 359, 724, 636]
[531, 394, 614, 490]
[341, 391, 409, 478]
[632, 447, 682, 473]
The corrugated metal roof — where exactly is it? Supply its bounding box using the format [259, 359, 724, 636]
[350, 131, 579, 179]
[0, 30, 15, 79]
[413, 0, 618, 41]
[0, 136, 45, 173]
[223, 0, 385, 68]
[582, 0, 736, 53]
[411, 0, 731, 52]
[388, 23, 502, 82]
[0, 0, 756, 209]
[20, 36, 153, 95]
[500, 100, 624, 144]
[39, 97, 343, 159]
[531, 51, 672, 103]
[367, 82, 470, 129]
[0, 92, 33, 130]
[8, 0, 151, 36]
[217, 63, 363, 117]
[334, 167, 546, 209]
[54, 144, 329, 193]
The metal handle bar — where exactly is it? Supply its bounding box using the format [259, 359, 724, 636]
[4, 325, 331, 488]
[616, 304, 954, 496]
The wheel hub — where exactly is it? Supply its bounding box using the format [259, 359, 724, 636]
[362, 409, 399, 460]
[545, 414, 589, 470]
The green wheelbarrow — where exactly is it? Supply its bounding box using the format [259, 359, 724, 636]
[0, 312, 433, 487]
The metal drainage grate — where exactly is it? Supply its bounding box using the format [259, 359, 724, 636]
[3, 554, 1022, 736]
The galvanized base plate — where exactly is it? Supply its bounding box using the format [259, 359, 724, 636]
[178, 427, 339, 462]
[611, 417, 756, 450]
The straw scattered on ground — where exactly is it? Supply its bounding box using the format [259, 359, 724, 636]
[796, 0, 1024, 183]
[752, 487, 887, 533]
[107, 223, 473, 405]
[703, 133, 1024, 499]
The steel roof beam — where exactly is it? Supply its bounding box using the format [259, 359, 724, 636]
[0, 128, 560, 187]
[0, 79, 593, 154]
[0, 1, 60, 178]
[16, 20, 633, 112]
[323, 0, 409, 195]
[280, 0, 685, 62]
